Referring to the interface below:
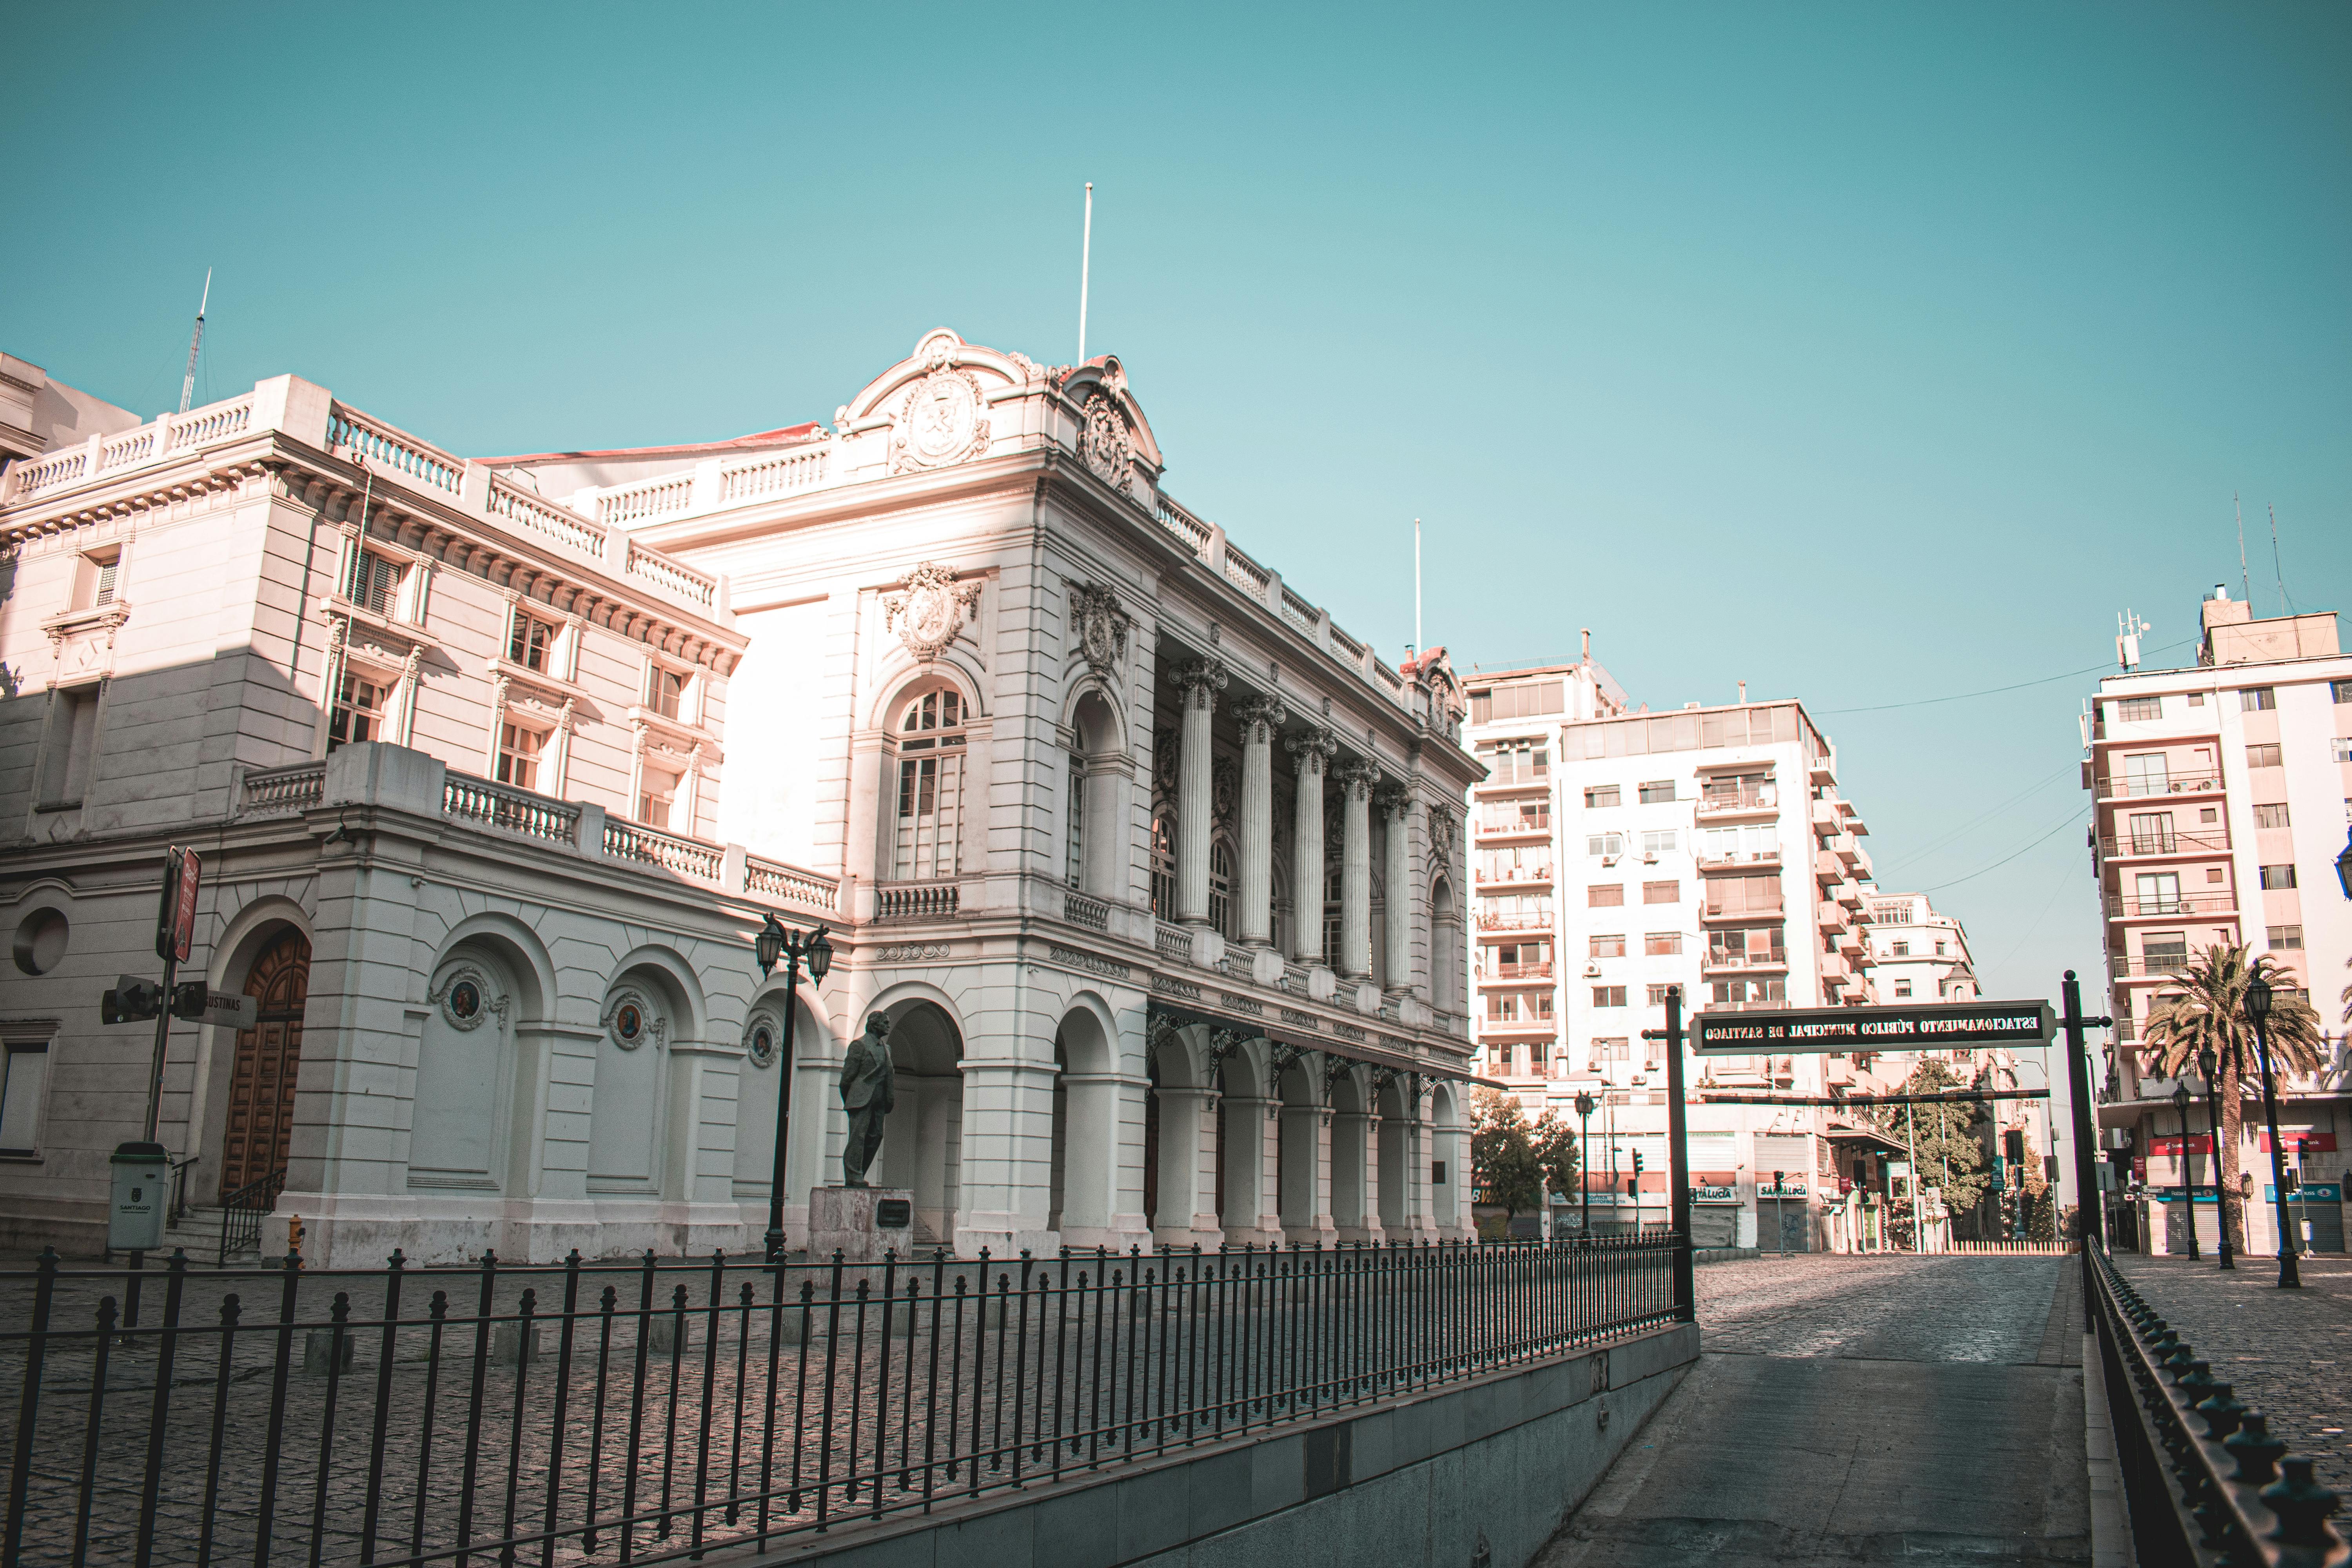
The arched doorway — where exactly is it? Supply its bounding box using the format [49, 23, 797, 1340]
[876, 1000, 963, 1244]
[219, 930, 309, 1198]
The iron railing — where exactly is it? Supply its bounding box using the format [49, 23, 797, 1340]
[0, 1237, 1677, 1568]
[217, 1167, 285, 1268]
[2084, 1244, 2345, 1565]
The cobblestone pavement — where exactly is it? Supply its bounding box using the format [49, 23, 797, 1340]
[2112, 1248, 2352, 1497]
[1542, 1255, 2090, 1566]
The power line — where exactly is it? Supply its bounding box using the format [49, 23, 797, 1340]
[1916, 806, 2089, 893]
[1868, 760, 2078, 881]
[1815, 641, 2195, 715]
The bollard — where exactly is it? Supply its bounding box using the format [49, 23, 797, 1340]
[302, 1329, 353, 1376]
[491, 1322, 541, 1365]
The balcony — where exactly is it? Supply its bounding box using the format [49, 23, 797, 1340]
[2106, 891, 2236, 920]
[1477, 960, 1555, 983]
[1697, 849, 1782, 872]
[1475, 865, 1555, 887]
[1474, 769, 1551, 795]
[2097, 829, 2230, 860]
[1828, 833, 1864, 869]
[1703, 947, 1789, 971]
[1703, 998, 1793, 1014]
[1702, 900, 1784, 924]
[1475, 812, 1552, 838]
[1475, 911, 1556, 932]
[1834, 880, 1864, 910]
[1815, 849, 1844, 886]
[1695, 786, 1777, 818]
[1478, 1016, 1559, 1038]
[2096, 773, 2223, 802]
[1817, 901, 1845, 933]
[2108, 955, 2191, 980]
[1809, 799, 1838, 834]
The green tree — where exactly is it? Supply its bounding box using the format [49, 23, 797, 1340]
[2140, 944, 2326, 1252]
[1529, 1109, 1583, 1209]
[1867, 1057, 1989, 1221]
[1469, 1088, 1545, 1229]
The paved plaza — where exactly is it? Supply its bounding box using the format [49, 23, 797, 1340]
[2112, 1248, 2352, 1497]
[1539, 1255, 2091, 1567]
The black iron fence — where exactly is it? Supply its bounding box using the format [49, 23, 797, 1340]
[0, 1235, 1678, 1568]
[2084, 1245, 2345, 1564]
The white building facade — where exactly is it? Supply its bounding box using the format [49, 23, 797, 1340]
[0, 330, 1482, 1267]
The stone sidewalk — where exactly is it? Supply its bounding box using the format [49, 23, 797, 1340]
[2111, 1248, 2352, 1497]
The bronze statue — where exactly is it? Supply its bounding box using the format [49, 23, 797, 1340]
[838, 1011, 895, 1186]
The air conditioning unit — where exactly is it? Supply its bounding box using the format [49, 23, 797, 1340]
[1584, 962, 1603, 978]
[1601, 853, 1620, 867]
[1641, 851, 1659, 864]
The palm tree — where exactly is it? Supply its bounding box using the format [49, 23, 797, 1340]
[2138, 944, 2325, 1252]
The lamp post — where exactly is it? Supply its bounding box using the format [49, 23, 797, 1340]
[1573, 1091, 1596, 1241]
[754, 911, 834, 1263]
[2196, 1045, 2233, 1269]
[2336, 825, 2352, 900]
[2241, 975, 2300, 1288]
[2169, 1080, 2199, 1261]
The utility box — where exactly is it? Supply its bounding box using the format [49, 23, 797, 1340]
[109, 1141, 170, 1252]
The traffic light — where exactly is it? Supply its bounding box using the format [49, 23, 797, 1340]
[102, 980, 165, 1024]
[1632, 1151, 1644, 1177]
[2004, 1129, 2026, 1168]
[1771, 1169, 1784, 1193]
[170, 981, 209, 1021]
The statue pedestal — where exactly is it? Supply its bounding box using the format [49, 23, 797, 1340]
[807, 1185, 917, 1264]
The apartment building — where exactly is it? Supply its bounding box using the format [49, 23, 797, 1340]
[1466, 664, 1882, 1248]
[2088, 584, 2351, 1256]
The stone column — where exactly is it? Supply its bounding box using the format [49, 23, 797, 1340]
[1336, 760, 1380, 979]
[1232, 696, 1286, 947]
[1173, 659, 1226, 926]
[1285, 728, 1336, 965]
[1378, 784, 1414, 995]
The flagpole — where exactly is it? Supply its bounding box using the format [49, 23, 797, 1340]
[1078, 183, 1093, 362]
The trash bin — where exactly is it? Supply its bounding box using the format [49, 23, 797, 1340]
[109, 1141, 170, 1253]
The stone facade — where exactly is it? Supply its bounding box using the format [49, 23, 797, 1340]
[0, 330, 1482, 1267]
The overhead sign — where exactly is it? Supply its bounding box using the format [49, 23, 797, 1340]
[1691, 999, 2054, 1056]
[156, 846, 200, 964]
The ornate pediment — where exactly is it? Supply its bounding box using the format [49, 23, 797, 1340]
[890, 353, 992, 474]
[41, 603, 130, 688]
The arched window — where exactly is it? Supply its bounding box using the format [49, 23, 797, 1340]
[893, 688, 968, 881]
[1149, 811, 1176, 918]
[1209, 838, 1235, 937]
[1066, 754, 1085, 888]
[1322, 863, 1343, 971]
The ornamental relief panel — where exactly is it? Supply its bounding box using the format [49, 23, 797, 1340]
[1076, 389, 1132, 493]
[883, 562, 983, 664]
[890, 363, 991, 474]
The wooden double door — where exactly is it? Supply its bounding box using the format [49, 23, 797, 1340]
[217, 930, 309, 1199]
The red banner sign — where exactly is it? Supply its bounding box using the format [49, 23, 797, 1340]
[2259, 1131, 2336, 1154]
[2149, 1135, 2213, 1156]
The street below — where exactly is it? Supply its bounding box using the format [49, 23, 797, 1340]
[1537, 1255, 2091, 1567]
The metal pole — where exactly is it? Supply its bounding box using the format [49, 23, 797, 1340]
[1660, 988, 1693, 1320]
[1904, 1101, 1924, 1253]
[2203, 1061, 2234, 1269]
[2058, 971, 2108, 1331]
[142, 953, 176, 1145]
[2248, 1014, 2301, 1289]
[764, 951, 802, 1263]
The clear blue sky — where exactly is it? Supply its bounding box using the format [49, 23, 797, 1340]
[7, 3, 2347, 1009]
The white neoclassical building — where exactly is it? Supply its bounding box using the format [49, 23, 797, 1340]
[0, 330, 1482, 1267]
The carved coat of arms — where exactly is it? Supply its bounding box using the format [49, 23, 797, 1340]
[1066, 580, 1130, 681]
[892, 366, 991, 473]
[1077, 390, 1131, 492]
[884, 562, 982, 662]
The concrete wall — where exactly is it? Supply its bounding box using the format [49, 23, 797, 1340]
[742, 1321, 1699, 1568]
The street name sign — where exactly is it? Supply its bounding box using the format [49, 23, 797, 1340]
[1691, 998, 2054, 1056]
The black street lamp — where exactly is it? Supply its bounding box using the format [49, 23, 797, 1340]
[1573, 1091, 1596, 1242]
[2169, 1080, 2199, 1261]
[2337, 826, 2352, 900]
[2241, 975, 2301, 1288]
[754, 911, 834, 1263]
[2196, 1045, 2233, 1269]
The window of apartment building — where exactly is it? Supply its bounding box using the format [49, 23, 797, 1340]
[1891, 940, 1909, 956]
[2122, 753, 2169, 793]
[1697, 822, 1776, 862]
[1470, 680, 1563, 723]
[1644, 931, 1682, 956]
[1640, 829, 1676, 856]
[1709, 926, 1782, 964]
[649, 666, 690, 722]
[509, 611, 558, 672]
[1486, 800, 1549, 833]
[1586, 832, 1624, 858]
[1480, 845, 1551, 881]
[2125, 811, 2176, 853]
[1584, 784, 1619, 809]
[637, 765, 680, 829]
[1710, 978, 1785, 1007]
[1485, 940, 1551, 978]
[1486, 991, 1553, 1022]
[1637, 780, 1675, 804]
[496, 721, 545, 791]
[2267, 924, 2303, 950]
[2333, 739, 2352, 764]
[1894, 980, 1913, 998]
[1643, 880, 1679, 904]
[895, 689, 967, 881]
[35, 685, 103, 809]
[2187, 691, 2205, 707]
[2258, 864, 2296, 891]
[1592, 1037, 1632, 1063]
[2135, 871, 2183, 914]
[1592, 986, 1627, 1008]
[2198, 806, 2219, 823]
[2247, 743, 2283, 768]
[2333, 680, 2352, 704]
[0, 1040, 50, 1156]
[1701, 771, 1774, 808]
[1646, 983, 1672, 1007]
[2141, 932, 2188, 971]
[1934, 940, 1947, 955]
[2114, 696, 2162, 721]
[345, 548, 405, 616]
[327, 670, 383, 753]
[2205, 866, 2226, 884]
[1591, 933, 1626, 959]
[1478, 739, 1550, 785]
[1704, 871, 1782, 917]
[70, 550, 121, 611]
[2241, 687, 2275, 712]
[1588, 884, 1624, 908]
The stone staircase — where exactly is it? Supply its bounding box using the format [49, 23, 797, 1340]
[158, 1205, 261, 1266]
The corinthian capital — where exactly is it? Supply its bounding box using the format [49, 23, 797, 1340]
[1285, 725, 1339, 775]
[1231, 694, 1288, 741]
[1174, 657, 1228, 711]
[1375, 780, 1414, 821]
[1335, 759, 1382, 799]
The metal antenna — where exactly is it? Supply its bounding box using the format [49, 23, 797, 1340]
[178, 268, 211, 416]
[1078, 183, 1093, 363]
[2235, 492, 2249, 604]
[2267, 503, 2289, 614]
